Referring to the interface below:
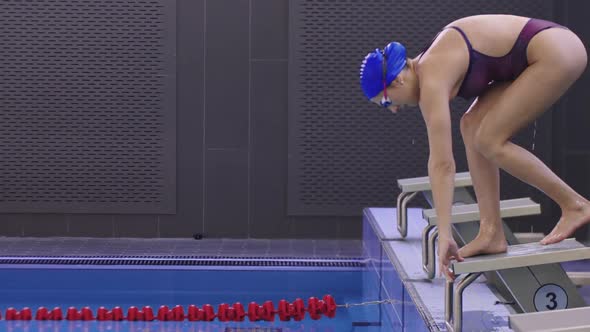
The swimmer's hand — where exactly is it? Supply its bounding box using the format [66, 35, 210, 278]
[437, 237, 464, 281]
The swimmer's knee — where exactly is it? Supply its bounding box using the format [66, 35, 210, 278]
[473, 129, 506, 162]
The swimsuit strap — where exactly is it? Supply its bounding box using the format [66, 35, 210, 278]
[419, 26, 473, 60]
[446, 26, 474, 52]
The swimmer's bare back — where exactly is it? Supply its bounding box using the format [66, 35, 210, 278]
[416, 14, 566, 100]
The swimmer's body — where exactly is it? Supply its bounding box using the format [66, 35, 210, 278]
[359, 14, 590, 280]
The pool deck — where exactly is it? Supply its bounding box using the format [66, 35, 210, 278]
[0, 237, 364, 258]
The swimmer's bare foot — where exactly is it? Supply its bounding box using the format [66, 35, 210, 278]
[541, 200, 590, 245]
[458, 225, 508, 258]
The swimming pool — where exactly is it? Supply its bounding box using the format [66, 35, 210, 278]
[0, 262, 400, 332]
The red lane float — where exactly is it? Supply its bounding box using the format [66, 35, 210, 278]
[50, 307, 63, 320]
[35, 307, 48, 321]
[126, 306, 139, 321]
[292, 298, 306, 321]
[143, 306, 155, 321]
[0, 295, 337, 322]
[127, 306, 155, 321]
[233, 303, 246, 322]
[65, 306, 94, 321]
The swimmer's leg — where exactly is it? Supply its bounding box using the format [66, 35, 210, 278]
[458, 83, 510, 258]
[473, 28, 589, 245]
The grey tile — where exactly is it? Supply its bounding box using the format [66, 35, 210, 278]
[172, 243, 205, 252]
[165, 0, 206, 238]
[204, 149, 249, 237]
[314, 239, 339, 250]
[0, 238, 364, 258]
[267, 248, 292, 256]
[22, 214, 68, 237]
[194, 238, 223, 250]
[268, 239, 291, 249]
[114, 215, 159, 238]
[250, 61, 289, 238]
[204, 0, 249, 148]
[221, 239, 246, 249]
[67, 215, 114, 237]
[194, 248, 224, 255]
[337, 240, 364, 257]
[243, 239, 269, 249]
[0, 214, 26, 236]
[290, 240, 316, 256]
[252, 0, 288, 59]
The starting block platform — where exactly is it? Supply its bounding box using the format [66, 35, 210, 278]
[509, 306, 590, 332]
[421, 198, 541, 279]
[446, 239, 590, 332]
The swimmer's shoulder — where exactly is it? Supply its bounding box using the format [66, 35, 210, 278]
[416, 32, 468, 97]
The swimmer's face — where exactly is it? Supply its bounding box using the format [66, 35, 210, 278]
[369, 67, 418, 114]
[370, 86, 413, 114]
[369, 97, 406, 114]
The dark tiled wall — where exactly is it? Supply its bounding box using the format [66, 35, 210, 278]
[552, 0, 590, 241]
[0, 0, 359, 239]
[12, 0, 587, 240]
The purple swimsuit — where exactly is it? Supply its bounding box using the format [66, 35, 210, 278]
[423, 18, 567, 99]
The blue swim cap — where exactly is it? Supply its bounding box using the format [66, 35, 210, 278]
[359, 42, 407, 100]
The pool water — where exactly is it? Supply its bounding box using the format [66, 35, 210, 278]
[0, 267, 399, 331]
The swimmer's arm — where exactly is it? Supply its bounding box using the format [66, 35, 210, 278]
[419, 84, 456, 240]
[417, 36, 466, 240]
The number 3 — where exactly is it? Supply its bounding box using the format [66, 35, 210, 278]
[546, 292, 557, 310]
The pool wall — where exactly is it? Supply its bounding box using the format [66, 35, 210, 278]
[363, 208, 431, 332]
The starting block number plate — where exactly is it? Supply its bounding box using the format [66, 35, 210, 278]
[534, 284, 568, 311]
